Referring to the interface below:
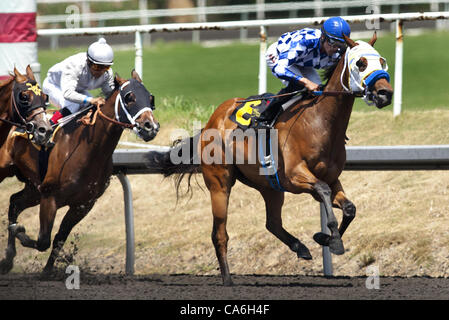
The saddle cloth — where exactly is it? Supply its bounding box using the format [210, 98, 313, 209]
[229, 93, 274, 130]
[11, 126, 61, 182]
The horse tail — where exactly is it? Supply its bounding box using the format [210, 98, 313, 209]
[145, 131, 202, 199]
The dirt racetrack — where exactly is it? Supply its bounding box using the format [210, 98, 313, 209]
[1, 272, 448, 301]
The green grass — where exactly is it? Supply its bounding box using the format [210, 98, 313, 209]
[38, 30, 449, 119]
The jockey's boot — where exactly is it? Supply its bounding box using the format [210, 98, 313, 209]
[50, 111, 63, 125]
[256, 86, 298, 129]
[50, 107, 71, 126]
[256, 101, 283, 129]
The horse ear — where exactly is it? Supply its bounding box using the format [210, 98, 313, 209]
[131, 69, 143, 83]
[14, 66, 21, 78]
[13, 66, 26, 82]
[368, 31, 377, 47]
[25, 65, 36, 81]
[114, 73, 126, 87]
[343, 34, 357, 49]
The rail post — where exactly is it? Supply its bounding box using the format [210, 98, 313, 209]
[320, 203, 333, 276]
[393, 19, 403, 117]
[135, 31, 143, 80]
[258, 25, 267, 94]
[117, 173, 135, 275]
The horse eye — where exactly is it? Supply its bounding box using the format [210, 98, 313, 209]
[356, 59, 367, 72]
[124, 92, 135, 104]
[19, 92, 30, 101]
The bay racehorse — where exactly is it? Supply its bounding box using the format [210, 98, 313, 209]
[0, 66, 52, 147]
[152, 33, 393, 285]
[0, 70, 159, 274]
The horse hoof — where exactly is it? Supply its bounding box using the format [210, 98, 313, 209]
[292, 242, 312, 260]
[313, 232, 330, 246]
[0, 259, 13, 274]
[329, 237, 345, 255]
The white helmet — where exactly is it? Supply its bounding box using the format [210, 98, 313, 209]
[87, 38, 114, 66]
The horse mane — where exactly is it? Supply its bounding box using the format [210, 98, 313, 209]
[321, 62, 339, 86]
[0, 76, 14, 93]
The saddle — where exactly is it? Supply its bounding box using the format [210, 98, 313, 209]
[228, 93, 286, 192]
[230, 89, 308, 130]
[11, 127, 60, 182]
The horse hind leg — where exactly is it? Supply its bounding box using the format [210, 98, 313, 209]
[260, 188, 312, 260]
[42, 203, 93, 275]
[0, 185, 41, 274]
[203, 166, 235, 286]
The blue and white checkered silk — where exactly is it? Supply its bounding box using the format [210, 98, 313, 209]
[270, 28, 341, 83]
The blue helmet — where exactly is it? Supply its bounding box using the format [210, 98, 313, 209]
[322, 17, 351, 42]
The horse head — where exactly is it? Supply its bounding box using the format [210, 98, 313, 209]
[343, 33, 393, 109]
[12, 66, 53, 145]
[114, 71, 160, 142]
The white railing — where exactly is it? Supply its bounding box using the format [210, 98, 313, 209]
[37, 11, 449, 117]
[37, 0, 449, 26]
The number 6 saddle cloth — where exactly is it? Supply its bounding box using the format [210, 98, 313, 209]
[229, 93, 274, 130]
[228, 93, 286, 192]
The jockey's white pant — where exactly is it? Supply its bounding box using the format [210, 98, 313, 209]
[42, 78, 91, 114]
[266, 42, 322, 87]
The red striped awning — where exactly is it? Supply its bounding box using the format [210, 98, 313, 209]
[0, 13, 37, 43]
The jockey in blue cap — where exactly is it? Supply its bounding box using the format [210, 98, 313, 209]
[259, 16, 351, 126]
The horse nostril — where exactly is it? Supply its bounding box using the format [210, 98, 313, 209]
[377, 89, 392, 100]
[144, 121, 152, 130]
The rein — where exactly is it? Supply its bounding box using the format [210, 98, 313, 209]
[237, 43, 391, 105]
[236, 88, 361, 104]
[78, 85, 139, 129]
[79, 103, 134, 129]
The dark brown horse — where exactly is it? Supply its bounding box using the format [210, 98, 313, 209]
[0, 66, 52, 147]
[153, 34, 393, 286]
[0, 70, 159, 274]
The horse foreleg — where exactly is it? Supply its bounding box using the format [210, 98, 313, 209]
[33, 196, 58, 252]
[288, 163, 344, 255]
[259, 188, 312, 260]
[312, 181, 345, 255]
[0, 184, 40, 274]
[43, 203, 93, 274]
[331, 179, 356, 238]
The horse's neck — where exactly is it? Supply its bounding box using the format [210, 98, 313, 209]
[320, 55, 355, 133]
[98, 90, 124, 145]
[0, 81, 14, 141]
[66, 90, 124, 158]
[0, 81, 13, 117]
